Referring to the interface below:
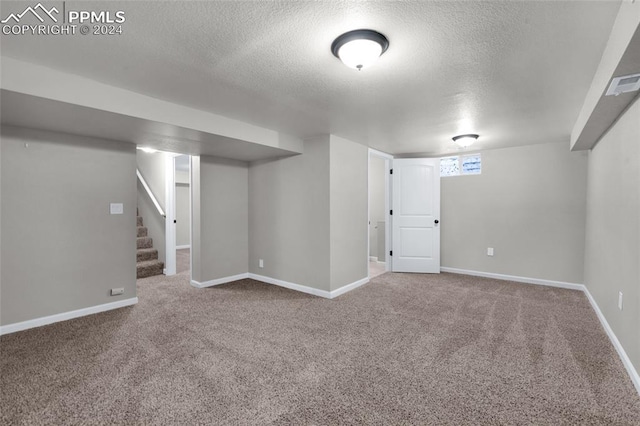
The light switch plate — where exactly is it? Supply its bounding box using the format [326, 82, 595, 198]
[110, 203, 124, 215]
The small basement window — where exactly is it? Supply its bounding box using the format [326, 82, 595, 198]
[461, 154, 481, 175]
[440, 156, 459, 177]
[440, 153, 481, 177]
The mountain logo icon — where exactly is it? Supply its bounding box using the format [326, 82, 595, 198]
[1, 3, 59, 24]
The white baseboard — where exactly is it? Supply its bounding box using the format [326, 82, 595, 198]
[441, 266, 639, 395]
[440, 267, 584, 291]
[0, 297, 138, 336]
[247, 273, 369, 300]
[248, 273, 331, 298]
[176, 245, 190, 250]
[583, 287, 640, 395]
[329, 277, 370, 299]
[191, 273, 249, 288]
[369, 256, 378, 262]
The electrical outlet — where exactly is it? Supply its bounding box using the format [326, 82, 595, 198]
[111, 288, 124, 296]
[487, 247, 494, 256]
[259, 259, 264, 268]
[618, 292, 623, 311]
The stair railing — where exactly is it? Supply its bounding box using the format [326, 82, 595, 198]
[136, 169, 166, 218]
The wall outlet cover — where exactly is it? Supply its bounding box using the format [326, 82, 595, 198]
[110, 203, 124, 215]
[111, 288, 125, 296]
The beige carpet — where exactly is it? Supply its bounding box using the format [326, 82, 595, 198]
[369, 260, 386, 278]
[2, 271, 640, 424]
[176, 248, 190, 274]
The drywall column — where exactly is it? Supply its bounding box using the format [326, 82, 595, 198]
[584, 96, 640, 376]
[191, 155, 248, 284]
[249, 136, 331, 292]
[249, 135, 368, 294]
[1, 126, 137, 326]
[441, 142, 588, 284]
[329, 135, 368, 291]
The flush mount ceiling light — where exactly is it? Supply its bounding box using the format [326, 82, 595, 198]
[331, 29, 389, 71]
[452, 134, 479, 148]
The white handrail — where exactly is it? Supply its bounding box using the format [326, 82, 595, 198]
[137, 169, 166, 218]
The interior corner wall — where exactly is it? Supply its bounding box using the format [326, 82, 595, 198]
[584, 96, 640, 373]
[441, 142, 588, 284]
[136, 151, 167, 264]
[192, 156, 248, 283]
[0, 126, 137, 326]
[248, 136, 331, 291]
[329, 135, 368, 291]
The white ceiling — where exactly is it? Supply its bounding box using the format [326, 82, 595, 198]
[0, 0, 622, 156]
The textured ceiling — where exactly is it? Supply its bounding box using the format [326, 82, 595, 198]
[0, 1, 622, 155]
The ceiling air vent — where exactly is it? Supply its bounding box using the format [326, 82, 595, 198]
[605, 73, 640, 96]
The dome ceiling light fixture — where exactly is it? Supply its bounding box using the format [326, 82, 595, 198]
[331, 29, 389, 71]
[452, 134, 479, 148]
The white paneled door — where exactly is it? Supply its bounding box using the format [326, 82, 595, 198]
[391, 159, 441, 273]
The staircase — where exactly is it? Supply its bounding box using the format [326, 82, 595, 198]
[137, 209, 164, 279]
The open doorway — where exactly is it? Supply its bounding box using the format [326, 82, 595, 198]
[136, 149, 192, 280]
[368, 149, 393, 278]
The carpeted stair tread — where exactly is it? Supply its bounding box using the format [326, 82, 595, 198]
[136, 209, 163, 279]
[137, 237, 153, 249]
[136, 259, 164, 279]
[137, 248, 158, 262]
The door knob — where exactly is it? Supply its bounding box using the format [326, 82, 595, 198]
[434, 219, 439, 224]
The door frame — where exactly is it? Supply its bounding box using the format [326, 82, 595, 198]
[164, 154, 178, 276]
[164, 153, 192, 277]
[367, 148, 394, 278]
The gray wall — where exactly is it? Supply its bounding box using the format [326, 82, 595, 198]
[136, 151, 166, 211]
[368, 155, 386, 260]
[584, 96, 640, 373]
[192, 156, 248, 282]
[136, 151, 166, 264]
[1, 126, 136, 326]
[176, 183, 190, 247]
[175, 169, 190, 247]
[330, 135, 368, 291]
[441, 142, 588, 284]
[249, 136, 331, 291]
